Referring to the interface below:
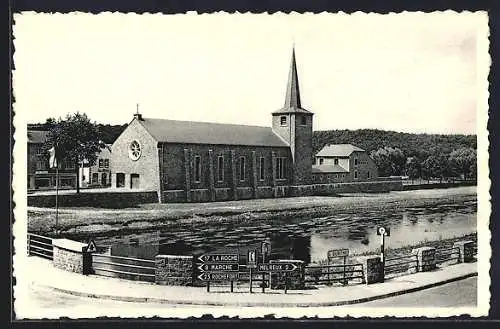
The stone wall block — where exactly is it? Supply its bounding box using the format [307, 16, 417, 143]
[52, 239, 92, 275]
[411, 246, 436, 272]
[355, 255, 383, 284]
[453, 240, 475, 263]
[155, 254, 194, 286]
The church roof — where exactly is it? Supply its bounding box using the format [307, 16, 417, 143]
[272, 47, 313, 115]
[138, 117, 290, 147]
[312, 164, 349, 173]
[316, 144, 365, 157]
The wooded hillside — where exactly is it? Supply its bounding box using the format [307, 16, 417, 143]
[313, 129, 476, 159]
[30, 122, 476, 158]
[29, 120, 477, 180]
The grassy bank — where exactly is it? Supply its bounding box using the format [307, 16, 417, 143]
[27, 186, 476, 237]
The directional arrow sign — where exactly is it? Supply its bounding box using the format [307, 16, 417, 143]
[197, 263, 239, 272]
[328, 248, 349, 259]
[198, 254, 239, 263]
[197, 272, 239, 281]
[257, 263, 297, 272]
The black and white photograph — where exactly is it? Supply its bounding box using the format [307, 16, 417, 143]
[12, 11, 490, 318]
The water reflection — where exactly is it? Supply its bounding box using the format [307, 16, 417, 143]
[98, 199, 477, 264]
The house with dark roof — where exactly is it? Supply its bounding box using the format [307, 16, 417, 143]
[312, 144, 378, 183]
[27, 130, 78, 190]
[79, 144, 113, 188]
[110, 48, 315, 202]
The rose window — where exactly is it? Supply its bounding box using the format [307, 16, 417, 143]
[128, 140, 141, 161]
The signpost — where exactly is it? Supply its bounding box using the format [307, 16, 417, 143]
[86, 239, 97, 253]
[327, 248, 349, 284]
[257, 263, 298, 272]
[198, 254, 239, 263]
[376, 226, 391, 283]
[197, 272, 239, 281]
[197, 263, 239, 272]
[197, 253, 239, 292]
[261, 241, 272, 291]
[247, 250, 257, 293]
[257, 262, 298, 294]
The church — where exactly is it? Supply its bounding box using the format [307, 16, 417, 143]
[110, 48, 316, 203]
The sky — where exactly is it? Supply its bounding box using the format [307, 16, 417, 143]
[13, 11, 488, 135]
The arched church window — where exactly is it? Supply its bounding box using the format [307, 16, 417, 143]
[128, 140, 142, 161]
[280, 116, 287, 126]
[300, 115, 307, 125]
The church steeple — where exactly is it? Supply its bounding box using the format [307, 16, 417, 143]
[284, 47, 301, 109]
[272, 47, 312, 115]
[271, 45, 314, 186]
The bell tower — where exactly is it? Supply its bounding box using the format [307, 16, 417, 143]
[272, 47, 314, 185]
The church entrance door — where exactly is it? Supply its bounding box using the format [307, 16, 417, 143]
[130, 173, 140, 189]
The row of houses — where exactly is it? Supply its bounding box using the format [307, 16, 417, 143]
[27, 130, 112, 190]
[27, 48, 380, 197]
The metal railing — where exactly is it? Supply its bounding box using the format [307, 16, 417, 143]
[27, 233, 53, 260]
[304, 263, 364, 285]
[385, 254, 418, 277]
[92, 253, 156, 283]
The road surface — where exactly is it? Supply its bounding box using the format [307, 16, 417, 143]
[355, 277, 477, 307]
[16, 277, 477, 319]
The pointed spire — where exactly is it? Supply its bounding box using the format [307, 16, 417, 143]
[272, 45, 312, 115]
[284, 47, 301, 109]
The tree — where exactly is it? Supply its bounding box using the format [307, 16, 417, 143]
[449, 147, 477, 181]
[387, 147, 407, 176]
[370, 147, 407, 177]
[370, 148, 392, 177]
[421, 155, 440, 183]
[44, 112, 105, 193]
[421, 154, 453, 183]
[405, 157, 421, 183]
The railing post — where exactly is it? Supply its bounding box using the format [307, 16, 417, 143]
[249, 268, 253, 293]
[342, 256, 347, 285]
[284, 272, 288, 294]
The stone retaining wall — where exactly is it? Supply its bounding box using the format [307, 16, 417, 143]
[162, 180, 403, 203]
[28, 191, 159, 208]
[155, 255, 194, 286]
[52, 238, 91, 274]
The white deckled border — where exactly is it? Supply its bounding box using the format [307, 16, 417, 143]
[12, 10, 491, 319]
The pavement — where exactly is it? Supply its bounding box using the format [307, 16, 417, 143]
[19, 256, 478, 307]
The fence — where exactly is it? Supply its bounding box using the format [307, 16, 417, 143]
[91, 253, 156, 283]
[26, 232, 478, 288]
[304, 263, 364, 285]
[27, 233, 53, 260]
[384, 242, 478, 277]
[384, 254, 418, 277]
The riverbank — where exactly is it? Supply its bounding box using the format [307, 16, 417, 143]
[27, 186, 477, 238]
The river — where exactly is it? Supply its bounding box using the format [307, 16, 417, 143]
[92, 187, 477, 264]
